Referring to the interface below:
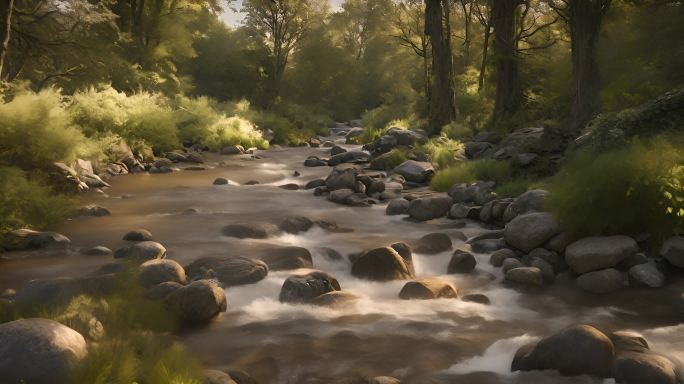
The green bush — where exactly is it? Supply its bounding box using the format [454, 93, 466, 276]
[0, 89, 86, 169]
[382, 149, 409, 170]
[431, 160, 513, 192]
[546, 137, 684, 240]
[0, 166, 74, 233]
[418, 136, 465, 169]
[495, 179, 536, 198]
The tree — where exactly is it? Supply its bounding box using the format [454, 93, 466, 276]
[242, 0, 328, 103]
[425, 0, 457, 134]
[0, 0, 13, 80]
[491, 0, 523, 127]
[330, 0, 390, 61]
[551, 0, 612, 129]
[473, 0, 493, 92]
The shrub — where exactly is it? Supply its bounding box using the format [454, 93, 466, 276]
[0, 166, 74, 233]
[383, 149, 409, 170]
[546, 137, 684, 240]
[418, 136, 465, 169]
[0, 89, 86, 169]
[495, 178, 536, 198]
[430, 160, 513, 192]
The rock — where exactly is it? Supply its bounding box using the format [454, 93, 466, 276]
[165, 280, 226, 323]
[310, 291, 359, 308]
[328, 188, 354, 204]
[414, 233, 452, 254]
[278, 183, 299, 190]
[617, 252, 649, 271]
[81, 246, 113, 256]
[448, 181, 496, 205]
[351, 247, 413, 281]
[138, 259, 187, 288]
[490, 249, 515, 267]
[305, 179, 326, 189]
[613, 351, 679, 384]
[259, 246, 313, 271]
[279, 270, 341, 303]
[154, 158, 174, 168]
[185, 256, 268, 286]
[75, 204, 111, 217]
[221, 223, 278, 239]
[660, 236, 684, 268]
[313, 186, 328, 196]
[81, 174, 110, 189]
[512, 324, 614, 378]
[204, 369, 238, 384]
[213, 177, 229, 185]
[408, 195, 453, 221]
[503, 258, 524, 272]
[399, 278, 458, 300]
[505, 267, 543, 286]
[0, 318, 88, 384]
[449, 203, 472, 219]
[221, 145, 245, 155]
[465, 141, 494, 159]
[371, 377, 401, 384]
[147, 281, 183, 301]
[123, 228, 153, 241]
[309, 138, 321, 147]
[576, 268, 625, 294]
[461, 293, 490, 305]
[516, 153, 538, 166]
[165, 151, 188, 162]
[327, 151, 371, 166]
[504, 212, 561, 252]
[325, 167, 359, 191]
[114, 241, 166, 261]
[330, 145, 347, 156]
[503, 189, 550, 222]
[389, 242, 415, 275]
[565, 236, 639, 274]
[244, 180, 259, 185]
[528, 248, 567, 272]
[50, 162, 88, 193]
[391, 160, 435, 183]
[14, 275, 115, 306]
[304, 157, 328, 167]
[628, 262, 665, 288]
[1, 229, 70, 251]
[279, 216, 314, 234]
[186, 152, 204, 163]
[447, 250, 477, 274]
[530, 257, 556, 283]
[386, 198, 410, 215]
[345, 127, 365, 142]
[546, 232, 573, 254]
[470, 238, 506, 253]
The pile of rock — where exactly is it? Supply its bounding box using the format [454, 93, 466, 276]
[362, 127, 427, 156]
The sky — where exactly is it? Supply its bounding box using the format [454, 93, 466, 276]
[220, 0, 346, 27]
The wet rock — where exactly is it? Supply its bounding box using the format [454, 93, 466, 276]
[221, 145, 245, 155]
[399, 278, 458, 300]
[414, 233, 452, 254]
[613, 351, 679, 384]
[386, 198, 410, 215]
[449, 203, 474, 219]
[490, 249, 515, 267]
[165, 151, 188, 162]
[391, 160, 435, 183]
[279, 270, 341, 303]
[221, 223, 278, 239]
[448, 250, 477, 274]
[576, 268, 625, 294]
[408, 195, 453, 221]
[528, 248, 567, 273]
[213, 177, 229, 185]
[617, 252, 649, 271]
[505, 267, 543, 286]
[279, 216, 314, 234]
[305, 179, 326, 189]
[123, 228, 153, 241]
[502, 258, 524, 273]
[154, 158, 174, 168]
[244, 180, 259, 185]
[461, 293, 490, 305]
[628, 262, 665, 288]
[0, 318, 88, 384]
[325, 167, 359, 191]
[82, 246, 113, 256]
[147, 281, 183, 301]
[186, 152, 204, 163]
[327, 151, 371, 166]
[185, 256, 268, 286]
[565, 236, 639, 274]
[503, 189, 549, 222]
[1, 229, 70, 251]
[304, 157, 328, 167]
[390, 242, 415, 275]
[530, 257, 556, 283]
[14, 275, 115, 307]
[165, 280, 227, 323]
[546, 232, 573, 254]
[138, 259, 187, 288]
[660, 236, 684, 268]
[448, 181, 496, 205]
[204, 369, 238, 384]
[259, 246, 313, 271]
[330, 145, 347, 156]
[504, 212, 561, 252]
[76, 204, 111, 217]
[512, 324, 614, 378]
[114, 241, 166, 261]
[310, 291, 359, 308]
[278, 183, 300, 190]
[328, 188, 355, 204]
[351, 247, 414, 281]
[318, 247, 343, 261]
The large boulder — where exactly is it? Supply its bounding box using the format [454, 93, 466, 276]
[628, 262, 665, 288]
[165, 280, 227, 323]
[408, 195, 453, 221]
[185, 256, 268, 286]
[325, 166, 359, 191]
[279, 270, 341, 303]
[259, 246, 313, 271]
[503, 189, 549, 222]
[138, 259, 187, 288]
[512, 324, 615, 378]
[14, 275, 115, 306]
[351, 247, 414, 281]
[504, 212, 561, 252]
[576, 268, 625, 294]
[1, 229, 70, 251]
[391, 160, 435, 183]
[399, 278, 458, 300]
[660, 236, 684, 268]
[221, 223, 279, 239]
[498, 126, 565, 156]
[114, 241, 167, 261]
[0, 318, 88, 384]
[565, 236, 639, 274]
[386, 198, 410, 215]
[414, 233, 452, 254]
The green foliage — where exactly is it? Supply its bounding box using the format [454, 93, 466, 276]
[0, 167, 75, 233]
[546, 137, 684, 239]
[495, 179, 536, 198]
[418, 136, 465, 169]
[382, 149, 410, 170]
[430, 160, 513, 192]
[0, 89, 86, 170]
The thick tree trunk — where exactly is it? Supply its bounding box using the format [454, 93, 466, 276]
[0, 0, 14, 80]
[569, 0, 609, 130]
[425, 0, 457, 135]
[491, 0, 521, 127]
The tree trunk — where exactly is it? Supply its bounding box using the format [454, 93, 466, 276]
[0, 0, 14, 80]
[425, 0, 457, 135]
[569, 0, 609, 130]
[491, 0, 521, 127]
[460, 0, 472, 70]
[478, 22, 491, 92]
[132, 0, 146, 46]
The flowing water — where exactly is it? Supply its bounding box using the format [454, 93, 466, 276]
[1, 134, 684, 383]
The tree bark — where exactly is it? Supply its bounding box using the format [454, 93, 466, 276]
[491, 0, 521, 127]
[478, 21, 491, 92]
[425, 0, 457, 135]
[0, 0, 14, 80]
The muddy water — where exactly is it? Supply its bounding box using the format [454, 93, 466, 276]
[1, 135, 684, 383]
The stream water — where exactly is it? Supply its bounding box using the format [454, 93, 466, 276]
[1, 133, 683, 383]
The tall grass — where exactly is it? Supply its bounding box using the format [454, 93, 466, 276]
[431, 160, 513, 192]
[418, 136, 465, 169]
